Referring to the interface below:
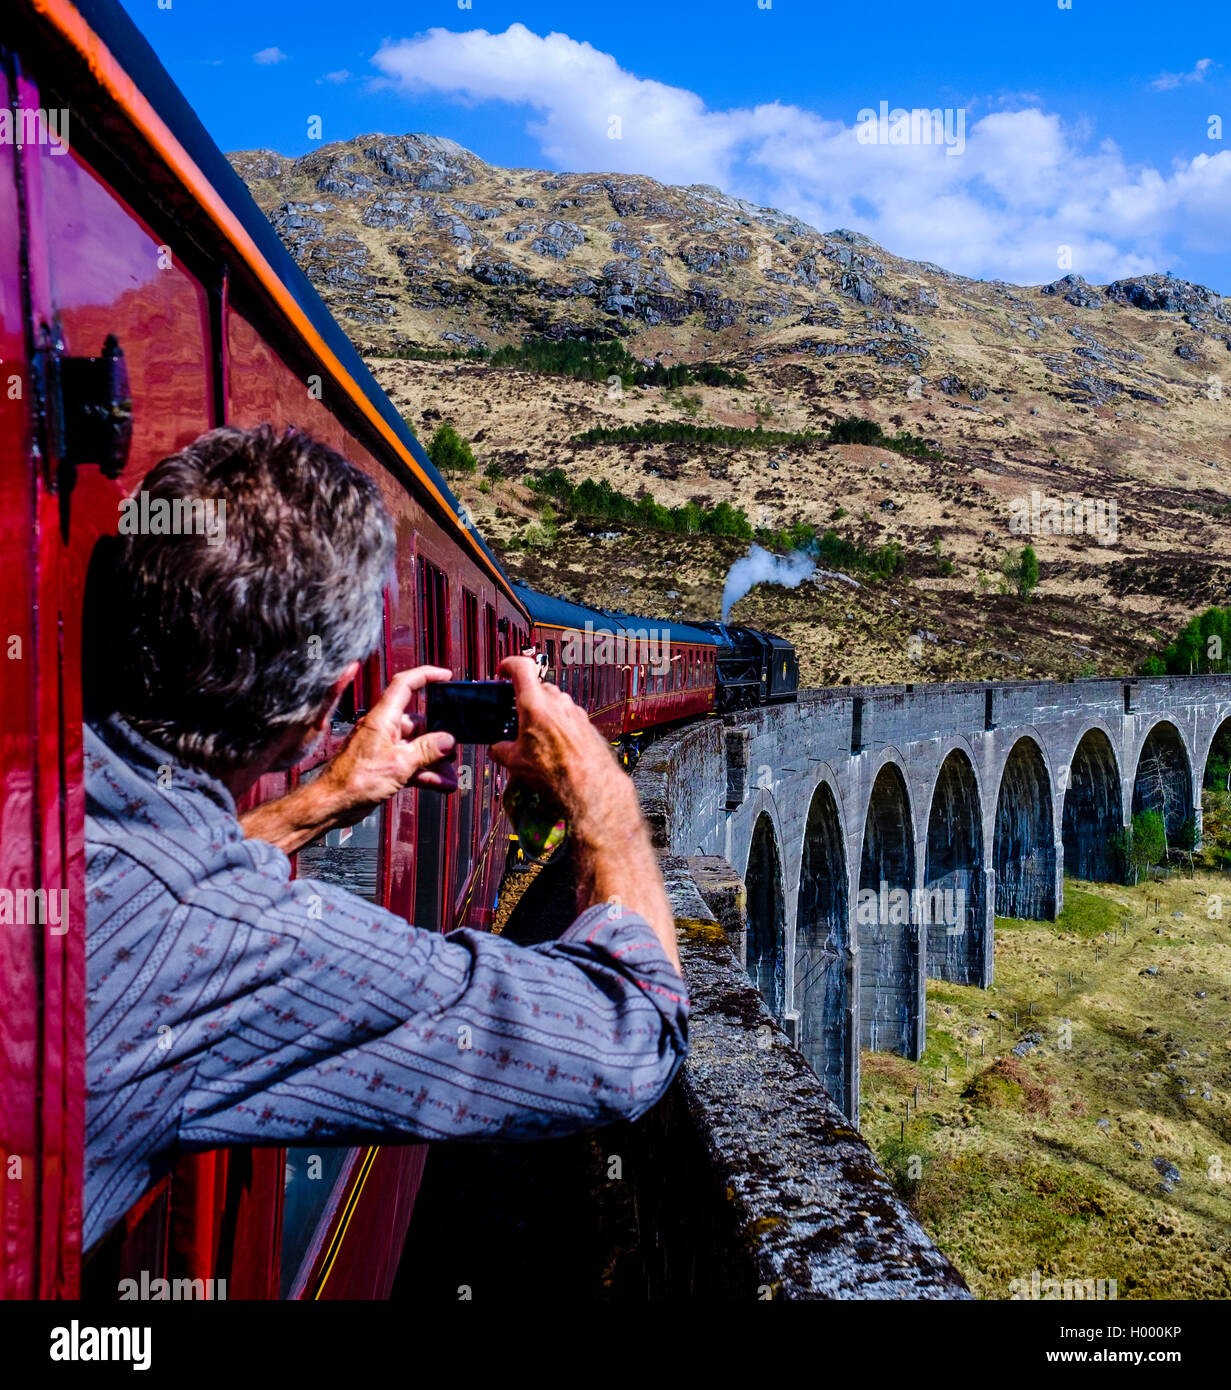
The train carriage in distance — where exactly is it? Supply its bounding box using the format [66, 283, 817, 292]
[3, 0, 531, 1301]
[512, 583, 727, 760]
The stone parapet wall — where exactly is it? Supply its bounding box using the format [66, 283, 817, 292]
[633, 855, 969, 1298]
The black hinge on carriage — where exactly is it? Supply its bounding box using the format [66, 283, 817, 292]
[33, 324, 133, 490]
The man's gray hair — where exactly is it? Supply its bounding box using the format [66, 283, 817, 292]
[91, 424, 395, 776]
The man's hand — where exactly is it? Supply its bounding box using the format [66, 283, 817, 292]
[491, 657, 638, 847]
[317, 665, 458, 821]
[491, 657, 679, 973]
[240, 666, 457, 854]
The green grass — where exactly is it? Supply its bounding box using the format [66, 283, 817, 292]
[862, 866, 1231, 1299]
[994, 886, 1130, 942]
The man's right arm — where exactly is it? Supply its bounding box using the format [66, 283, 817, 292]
[171, 864, 687, 1151]
[490, 657, 680, 975]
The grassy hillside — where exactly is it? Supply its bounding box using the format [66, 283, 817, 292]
[229, 133, 1231, 682]
[861, 871, 1231, 1298]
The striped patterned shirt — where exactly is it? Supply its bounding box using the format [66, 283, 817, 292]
[84, 715, 688, 1252]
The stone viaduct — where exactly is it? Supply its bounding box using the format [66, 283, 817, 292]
[636, 674, 1231, 1123]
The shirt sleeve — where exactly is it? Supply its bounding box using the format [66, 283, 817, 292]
[175, 871, 690, 1150]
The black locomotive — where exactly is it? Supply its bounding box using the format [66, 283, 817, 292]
[699, 623, 801, 711]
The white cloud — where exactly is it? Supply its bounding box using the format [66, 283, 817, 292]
[319, 69, 351, 85]
[372, 25, 1231, 286]
[253, 47, 288, 66]
[1152, 58, 1214, 91]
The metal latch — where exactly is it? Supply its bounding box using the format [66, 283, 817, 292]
[35, 326, 133, 486]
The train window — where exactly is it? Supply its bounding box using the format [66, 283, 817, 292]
[480, 603, 497, 839]
[414, 561, 450, 932]
[296, 652, 384, 903]
[484, 604, 498, 678]
[279, 1148, 353, 1297]
[461, 591, 479, 680]
[42, 139, 213, 486]
[420, 562, 449, 666]
[455, 591, 479, 892]
[582, 667, 591, 708]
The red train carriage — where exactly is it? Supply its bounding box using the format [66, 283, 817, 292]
[511, 583, 722, 761]
[1, 0, 530, 1300]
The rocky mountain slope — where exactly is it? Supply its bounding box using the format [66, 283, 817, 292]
[230, 134, 1231, 683]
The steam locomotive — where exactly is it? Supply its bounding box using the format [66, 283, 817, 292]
[700, 623, 801, 712]
[0, 0, 795, 1303]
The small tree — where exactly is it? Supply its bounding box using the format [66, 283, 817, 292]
[1000, 545, 1039, 598]
[1130, 810, 1166, 883]
[1136, 748, 1183, 854]
[427, 422, 477, 475]
[1018, 544, 1039, 598]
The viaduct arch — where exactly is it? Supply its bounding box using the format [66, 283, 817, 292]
[636, 675, 1226, 1124]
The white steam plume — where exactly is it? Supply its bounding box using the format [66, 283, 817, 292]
[721, 545, 816, 623]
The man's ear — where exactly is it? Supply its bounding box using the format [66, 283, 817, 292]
[311, 661, 361, 736]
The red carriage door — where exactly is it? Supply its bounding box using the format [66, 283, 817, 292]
[0, 61, 83, 1300]
[3, 59, 217, 1295]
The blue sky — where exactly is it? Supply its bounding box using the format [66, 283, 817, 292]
[119, 0, 1230, 290]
